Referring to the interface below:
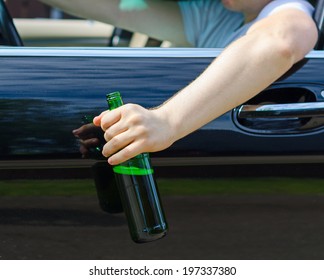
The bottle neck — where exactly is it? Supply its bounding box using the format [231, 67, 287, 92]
[106, 91, 123, 110]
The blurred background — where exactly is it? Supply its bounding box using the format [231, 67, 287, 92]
[5, 0, 165, 47]
[6, 0, 64, 18]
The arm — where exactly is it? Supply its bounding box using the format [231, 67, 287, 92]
[94, 8, 318, 165]
[38, 0, 189, 46]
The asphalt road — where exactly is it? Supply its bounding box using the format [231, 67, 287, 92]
[1, 194, 324, 260]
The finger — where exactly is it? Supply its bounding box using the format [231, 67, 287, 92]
[93, 109, 121, 130]
[93, 110, 109, 126]
[98, 109, 123, 132]
[107, 142, 144, 165]
[101, 131, 134, 158]
[103, 122, 128, 142]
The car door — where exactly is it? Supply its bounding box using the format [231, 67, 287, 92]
[0, 0, 324, 174]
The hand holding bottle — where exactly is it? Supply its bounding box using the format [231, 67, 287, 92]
[93, 103, 175, 165]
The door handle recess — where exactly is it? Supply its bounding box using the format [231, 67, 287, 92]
[237, 102, 324, 119]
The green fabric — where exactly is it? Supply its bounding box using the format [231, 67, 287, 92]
[119, 0, 148, 10]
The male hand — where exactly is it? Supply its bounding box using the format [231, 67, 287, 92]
[93, 104, 175, 165]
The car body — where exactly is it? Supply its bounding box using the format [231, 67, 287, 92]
[1, 0, 324, 260]
[1, 47, 324, 177]
[1, 0, 323, 179]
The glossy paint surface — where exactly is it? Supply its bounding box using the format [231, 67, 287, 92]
[0, 48, 324, 162]
[1, 49, 324, 260]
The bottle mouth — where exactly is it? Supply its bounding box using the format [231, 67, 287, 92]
[106, 91, 121, 100]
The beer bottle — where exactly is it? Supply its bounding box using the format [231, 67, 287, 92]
[106, 91, 168, 243]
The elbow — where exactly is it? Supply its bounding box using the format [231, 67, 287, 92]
[276, 27, 318, 64]
[268, 31, 317, 67]
[252, 18, 318, 66]
[276, 40, 298, 65]
[246, 9, 318, 65]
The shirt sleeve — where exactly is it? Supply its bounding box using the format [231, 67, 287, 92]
[257, 0, 314, 20]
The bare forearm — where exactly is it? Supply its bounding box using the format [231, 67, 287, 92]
[159, 10, 318, 143]
[159, 34, 294, 141]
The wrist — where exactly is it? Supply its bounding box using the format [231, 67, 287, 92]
[151, 106, 180, 147]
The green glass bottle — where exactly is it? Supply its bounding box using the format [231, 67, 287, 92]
[106, 91, 168, 243]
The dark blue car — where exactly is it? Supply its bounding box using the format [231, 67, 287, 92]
[1, 0, 324, 260]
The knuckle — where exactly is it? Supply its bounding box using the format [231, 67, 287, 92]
[123, 104, 143, 122]
[102, 138, 119, 157]
[129, 114, 143, 126]
[108, 137, 119, 151]
[101, 123, 108, 132]
[139, 125, 149, 137]
[134, 126, 150, 143]
[104, 127, 117, 142]
[121, 146, 134, 159]
[101, 145, 109, 157]
[124, 103, 138, 110]
[104, 130, 111, 141]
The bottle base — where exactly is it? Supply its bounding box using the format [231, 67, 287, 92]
[132, 231, 167, 244]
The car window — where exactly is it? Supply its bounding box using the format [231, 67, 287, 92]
[12, 17, 170, 47]
[2, 0, 154, 48]
[3, 0, 324, 49]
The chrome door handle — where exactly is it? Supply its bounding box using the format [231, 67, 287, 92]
[237, 102, 324, 119]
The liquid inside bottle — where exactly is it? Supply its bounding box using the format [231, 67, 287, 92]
[113, 154, 167, 242]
